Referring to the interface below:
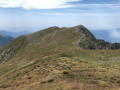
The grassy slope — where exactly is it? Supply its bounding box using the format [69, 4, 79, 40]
[0, 26, 120, 90]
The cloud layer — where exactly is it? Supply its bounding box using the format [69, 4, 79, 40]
[110, 29, 120, 38]
[0, 0, 80, 9]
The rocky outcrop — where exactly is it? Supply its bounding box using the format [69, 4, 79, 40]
[98, 39, 120, 49]
[76, 25, 120, 50]
[76, 25, 102, 49]
[0, 46, 17, 63]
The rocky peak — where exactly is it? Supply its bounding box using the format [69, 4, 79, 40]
[74, 25, 120, 50]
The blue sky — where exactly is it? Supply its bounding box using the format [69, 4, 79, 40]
[0, 0, 120, 32]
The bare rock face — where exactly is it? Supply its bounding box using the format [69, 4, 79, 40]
[109, 43, 120, 49]
[75, 25, 120, 50]
[0, 46, 16, 63]
[97, 39, 120, 49]
[75, 25, 101, 49]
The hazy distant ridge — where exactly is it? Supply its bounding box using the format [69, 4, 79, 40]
[0, 30, 31, 38]
[0, 33, 14, 46]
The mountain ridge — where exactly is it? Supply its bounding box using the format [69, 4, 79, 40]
[0, 25, 120, 90]
[0, 25, 120, 63]
[0, 25, 120, 65]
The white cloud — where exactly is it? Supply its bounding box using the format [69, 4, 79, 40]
[76, 4, 120, 9]
[52, 12, 120, 17]
[0, 0, 80, 9]
[110, 29, 120, 38]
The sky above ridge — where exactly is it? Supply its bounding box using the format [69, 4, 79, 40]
[0, 0, 120, 32]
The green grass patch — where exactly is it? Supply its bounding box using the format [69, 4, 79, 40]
[59, 53, 72, 58]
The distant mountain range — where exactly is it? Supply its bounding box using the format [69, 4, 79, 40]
[0, 30, 31, 46]
[0, 33, 14, 46]
[0, 30, 31, 38]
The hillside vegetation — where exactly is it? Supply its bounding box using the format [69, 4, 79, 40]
[0, 25, 120, 90]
